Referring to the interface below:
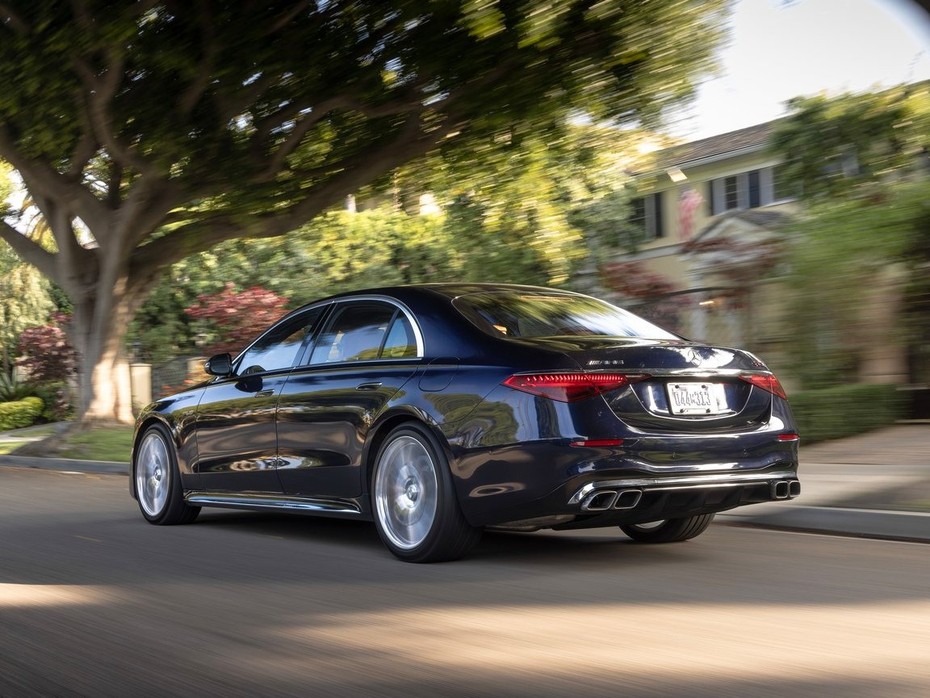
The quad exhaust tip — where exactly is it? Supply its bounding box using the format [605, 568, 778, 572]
[580, 489, 643, 512]
[772, 480, 801, 500]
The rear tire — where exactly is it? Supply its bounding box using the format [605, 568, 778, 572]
[372, 423, 480, 562]
[133, 423, 200, 525]
[620, 514, 715, 543]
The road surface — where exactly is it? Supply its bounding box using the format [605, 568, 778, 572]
[1, 466, 928, 697]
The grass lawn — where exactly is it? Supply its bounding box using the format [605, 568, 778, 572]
[57, 425, 135, 462]
[0, 425, 61, 455]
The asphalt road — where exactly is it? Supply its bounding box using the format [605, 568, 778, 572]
[2, 467, 929, 698]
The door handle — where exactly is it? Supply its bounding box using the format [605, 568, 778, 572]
[356, 382, 383, 391]
[255, 389, 275, 397]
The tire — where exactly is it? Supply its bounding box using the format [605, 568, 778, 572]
[133, 423, 200, 525]
[371, 424, 481, 562]
[620, 514, 715, 543]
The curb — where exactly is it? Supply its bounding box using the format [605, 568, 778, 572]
[718, 506, 930, 544]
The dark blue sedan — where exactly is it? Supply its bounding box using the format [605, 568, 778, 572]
[131, 284, 800, 562]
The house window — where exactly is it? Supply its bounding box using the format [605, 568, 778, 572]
[628, 192, 664, 241]
[709, 166, 793, 214]
[724, 176, 739, 210]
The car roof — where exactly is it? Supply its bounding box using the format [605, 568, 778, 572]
[307, 282, 584, 305]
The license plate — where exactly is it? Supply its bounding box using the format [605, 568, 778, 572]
[667, 382, 727, 415]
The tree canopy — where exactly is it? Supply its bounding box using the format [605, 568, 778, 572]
[0, 0, 727, 422]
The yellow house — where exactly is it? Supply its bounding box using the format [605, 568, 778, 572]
[619, 120, 797, 287]
[584, 119, 906, 387]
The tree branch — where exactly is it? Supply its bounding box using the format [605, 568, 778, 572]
[0, 222, 58, 281]
[72, 52, 158, 180]
[130, 111, 456, 281]
[264, 1, 312, 36]
[253, 96, 352, 182]
[178, 2, 217, 116]
[0, 125, 110, 236]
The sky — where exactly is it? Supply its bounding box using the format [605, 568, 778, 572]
[670, 0, 930, 139]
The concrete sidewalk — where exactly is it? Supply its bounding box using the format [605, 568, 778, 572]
[2, 423, 928, 542]
[718, 423, 930, 542]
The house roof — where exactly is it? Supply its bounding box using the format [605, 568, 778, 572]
[659, 120, 783, 169]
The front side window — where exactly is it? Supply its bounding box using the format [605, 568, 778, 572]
[454, 291, 677, 340]
[237, 306, 326, 375]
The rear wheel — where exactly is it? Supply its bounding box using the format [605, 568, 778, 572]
[134, 424, 200, 525]
[372, 424, 480, 562]
[620, 514, 715, 543]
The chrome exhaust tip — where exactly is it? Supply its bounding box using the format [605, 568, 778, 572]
[614, 489, 643, 510]
[788, 479, 801, 498]
[772, 481, 790, 499]
[581, 490, 618, 511]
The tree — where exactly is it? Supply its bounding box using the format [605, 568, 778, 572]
[769, 84, 930, 388]
[185, 284, 290, 357]
[770, 85, 928, 201]
[0, 0, 726, 424]
[0, 254, 56, 375]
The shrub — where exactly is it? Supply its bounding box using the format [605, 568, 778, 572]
[0, 396, 44, 431]
[0, 373, 37, 402]
[32, 381, 74, 422]
[185, 284, 290, 357]
[16, 316, 78, 384]
[789, 383, 907, 445]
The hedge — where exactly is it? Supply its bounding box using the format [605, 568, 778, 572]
[0, 396, 45, 431]
[789, 384, 906, 445]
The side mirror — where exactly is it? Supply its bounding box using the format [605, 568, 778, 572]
[204, 353, 234, 377]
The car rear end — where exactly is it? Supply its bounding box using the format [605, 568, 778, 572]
[446, 288, 800, 531]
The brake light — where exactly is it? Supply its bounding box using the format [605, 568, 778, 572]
[503, 372, 650, 403]
[739, 373, 788, 400]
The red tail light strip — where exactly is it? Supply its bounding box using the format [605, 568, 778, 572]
[503, 372, 650, 403]
[777, 433, 800, 442]
[569, 439, 624, 448]
[739, 373, 788, 400]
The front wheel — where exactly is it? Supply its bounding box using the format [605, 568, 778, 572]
[133, 423, 200, 525]
[620, 514, 715, 543]
[372, 424, 480, 562]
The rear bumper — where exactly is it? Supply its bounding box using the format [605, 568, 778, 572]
[452, 439, 800, 528]
[569, 470, 801, 510]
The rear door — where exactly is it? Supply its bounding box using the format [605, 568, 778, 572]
[275, 299, 422, 498]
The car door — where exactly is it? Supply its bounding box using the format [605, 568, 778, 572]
[193, 305, 329, 493]
[275, 299, 422, 499]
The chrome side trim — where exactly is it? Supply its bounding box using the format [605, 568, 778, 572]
[186, 492, 362, 515]
[568, 470, 798, 505]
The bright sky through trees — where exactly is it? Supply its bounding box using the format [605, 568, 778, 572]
[673, 0, 930, 138]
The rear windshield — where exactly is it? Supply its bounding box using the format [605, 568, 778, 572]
[452, 291, 677, 340]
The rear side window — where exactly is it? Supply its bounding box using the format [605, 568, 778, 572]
[308, 302, 409, 364]
[453, 291, 677, 340]
[382, 315, 417, 358]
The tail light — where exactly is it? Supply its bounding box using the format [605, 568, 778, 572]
[503, 372, 650, 403]
[739, 373, 788, 400]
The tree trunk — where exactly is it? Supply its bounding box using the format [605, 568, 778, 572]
[70, 268, 143, 426]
